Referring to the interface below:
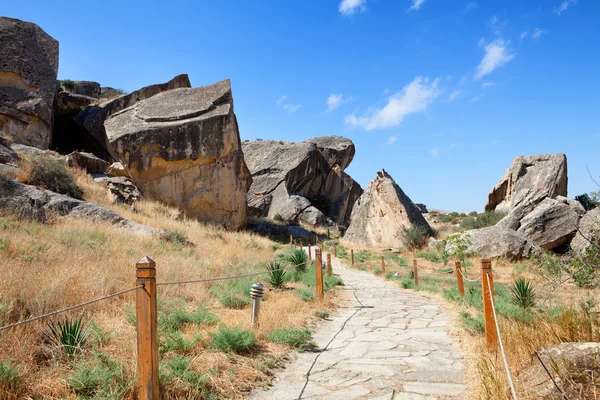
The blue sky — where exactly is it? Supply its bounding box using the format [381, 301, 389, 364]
[5, 0, 599, 211]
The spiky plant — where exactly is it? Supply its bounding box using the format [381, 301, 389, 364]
[266, 260, 286, 289]
[285, 248, 308, 273]
[45, 315, 89, 357]
[510, 278, 537, 309]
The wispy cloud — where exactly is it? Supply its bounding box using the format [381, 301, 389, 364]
[344, 76, 442, 131]
[339, 0, 367, 16]
[520, 31, 529, 41]
[554, 0, 577, 15]
[492, 139, 500, 145]
[482, 82, 496, 88]
[429, 148, 440, 157]
[466, 2, 477, 10]
[470, 94, 483, 103]
[276, 95, 301, 113]
[448, 90, 461, 102]
[475, 38, 515, 80]
[488, 16, 506, 35]
[275, 95, 287, 106]
[409, 0, 426, 11]
[386, 136, 398, 145]
[326, 94, 353, 112]
[532, 28, 546, 39]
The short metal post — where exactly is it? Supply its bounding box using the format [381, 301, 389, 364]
[351, 249, 354, 265]
[381, 255, 386, 273]
[327, 254, 332, 278]
[250, 282, 264, 327]
[136, 256, 159, 400]
[481, 259, 497, 350]
[315, 248, 324, 300]
[455, 261, 465, 297]
[413, 259, 419, 286]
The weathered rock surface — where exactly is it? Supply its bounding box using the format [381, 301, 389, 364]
[56, 91, 97, 110]
[74, 74, 191, 160]
[571, 208, 600, 254]
[243, 136, 362, 225]
[486, 154, 567, 214]
[99, 87, 121, 99]
[10, 143, 50, 158]
[298, 206, 326, 226]
[61, 151, 110, 174]
[517, 342, 600, 398]
[415, 203, 428, 213]
[106, 162, 129, 177]
[0, 17, 59, 149]
[0, 143, 18, 164]
[516, 198, 580, 249]
[104, 79, 250, 230]
[459, 225, 535, 260]
[57, 80, 101, 98]
[343, 170, 431, 248]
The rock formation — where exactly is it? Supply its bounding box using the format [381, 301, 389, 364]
[343, 170, 432, 248]
[0, 17, 59, 149]
[242, 136, 362, 226]
[571, 208, 600, 254]
[104, 79, 251, 230]
[458, 226, 535, 260]
[57, 80, 101, 98]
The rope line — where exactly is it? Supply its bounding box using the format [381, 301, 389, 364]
[486, 274, 519, 400]
[457, 267, 482, 282]
[0, 285, 143, 333]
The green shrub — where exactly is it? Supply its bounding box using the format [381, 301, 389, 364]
[283, 248, 308, 273]
[324, 274, 343, 289]
[210, 326, 256, 353]
[510, 279, 537, 309]
[400, 225, 430, 250]
[373, 268, 382, 276]
[575, 192, 600, 211]
[460, 211, 506, 230]
[415, 250, 441, 263]
[159, 301, 218, 331]
[61, 79, 75, 90]
[314, 311, 329, 319]
[294, 288, 315, 302]
[45, 315, 89, 357]
[531, 251, 566, 279]
[572, 247, 600, 288]
[384, 253, 408, 267]
[265, 260, 286, 288]
[273, 214, 284, 222]
[0, 360, 20, 390]
[209, 279, 252, 309]
[460, 311, 485, 334]
[160, 355, 210, 391]
[26, 157, 84, 199]
[68, 351, 131, 398]
[266, 327, 312, 350]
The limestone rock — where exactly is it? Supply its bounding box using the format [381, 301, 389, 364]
[0, 17, 59, 149]
[309, 135, 355, 170]
[486, 154, 567, 214]
[456, 225, 535, 260]
[56, 91, 97, 110]
[99, 87, 121, 99]
[0, 143, 18, 164]
[10, 143, 48, 158]
[106, 177, 141, 205]
[266, 183, 312, 222]
[571, 208, 600, 254]
[61, 151, 110, 174]
[298, 206, 326, 226]
[105, 79, 251, 230]
[415, 203, 428, 213]
[74, 74, 191, 160]
[106, 162, 129, 177]
[57, 80, 101, 98]
[342, 170, 432, 248]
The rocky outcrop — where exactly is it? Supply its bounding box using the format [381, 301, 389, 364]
[106, 162, 129, 177]
[74, 74, 191, 160]
[486, 154, 567, 214]
[0, 143, 18, 164]
[0, 17, 59, 149]
[57, 80, 101, 98]
[61, 151, 110, 174]
[457, 225, 535, 260]
[571, 208, 600, 254]
[104, 79, 250, 230]
[242, 136, 362, 225]
[56, 91, 97, 110]
[415, 203, 428, 213]
[342, 170, 431, 248]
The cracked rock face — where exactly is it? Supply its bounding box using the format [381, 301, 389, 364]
[343, 169, 432, 248]
[242, 136, 362, 225]
[104, 79, 251, 230]
[0, 17, 59, 149]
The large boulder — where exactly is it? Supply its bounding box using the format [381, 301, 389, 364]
[486, 154, 567, 214]
[61, 151, 110, 174]
[57, 80, 101, 98]
[0, 17, 59, 149]
[104, 79, 251, 230]
[452, 225, 535, 260]
[342, 170, 431, 248]
[571, 208, 600, 254]
[242, 136, 362, 225]
[74, 74, 191, 160]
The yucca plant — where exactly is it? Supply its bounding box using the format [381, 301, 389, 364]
[285, 248, 308, 273]
[266, 260, 286, 289]
[45, 315, 89, 357]
[510, 278, 537, 309]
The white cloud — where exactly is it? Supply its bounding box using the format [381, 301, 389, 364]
[532, 28, 546, 39]
[344, 76, 442, 131]
[482, 82, 496, 88]
[339, 0, 366, 16]
[492, 139, 500, 145]
[488, 16, 506, 35]
[470, 94, 483, 103]
[283, 103, 302, 113]
[382, 88, 390, 95]
[276, 95, 287, 105]
[386, 136, 398, 145]
[475, 38, 515, 80]
[326, 94, 353, 112]
[466, 2, 477, 10]
[554, 0, 577, 15]
[429, 148, 440, 157]
[409, 0, 426, 11]
[448, 90, 461, 102]
[449, 142, 461, 149]
[520, 31, 529, 41]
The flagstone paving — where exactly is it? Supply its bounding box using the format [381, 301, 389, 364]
[250, 250, 467, 400]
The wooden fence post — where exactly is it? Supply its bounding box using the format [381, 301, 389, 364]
[327, 253, 332, 277]
[320, 242, 324, 252]
[481, 258, 497, 351]
[308, 244, 312, 262]
[334, 244, 337, 258]
[351, 249, 354, 266]
[381, 256, 386, 273]
[136, 256, 159, 400]
[413, 259, 419, 286]
[455, 261, 464, 297]
[290, 234, 293, 246]
[315, 248, 324, 300]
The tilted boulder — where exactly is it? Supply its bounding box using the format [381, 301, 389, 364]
[105, 79, 251, 230]
[0, 17, 59, 149]
[57, 80, 101, 98]
[61, 151, 110, 174]
[74, 74, 191, 160]
[343, 170, 431, 248]
[486, 154, 567, 214]
[450, 226, 535, 260]
[242, 136, 362, 225]
[571, 208, 600, 254]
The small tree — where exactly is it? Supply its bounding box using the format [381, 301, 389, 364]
[443, 232, 474, 265]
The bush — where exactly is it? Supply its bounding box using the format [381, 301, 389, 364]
[572, 247, 600, 288]
[210, 326, 256, 353]
[68, 351, 130, 398]
[294, 288, 315, 302]
[266, 260, 286, 288]
[314, 311, 329, 319]
[510, 279, 537, 309]
[0, 360, 20, 390]
[575, 192, 600, 211]
[459, 211, 506, 230]
[460, 311, 485, 334]
[209, 279, 252, 309]
[415, 250, 441, 263]
[400, 225, 430, 250]
[282, 248, 308, 273]
[273, 214, 284, 222]
[266, 327, 312, 350]
[45, 315, 89, 357]
[25, 157, 84, 199]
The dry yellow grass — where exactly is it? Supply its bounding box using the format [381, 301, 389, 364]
[0, 165, 339, 399]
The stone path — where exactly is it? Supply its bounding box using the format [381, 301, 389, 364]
[251, 251, 466, 400]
